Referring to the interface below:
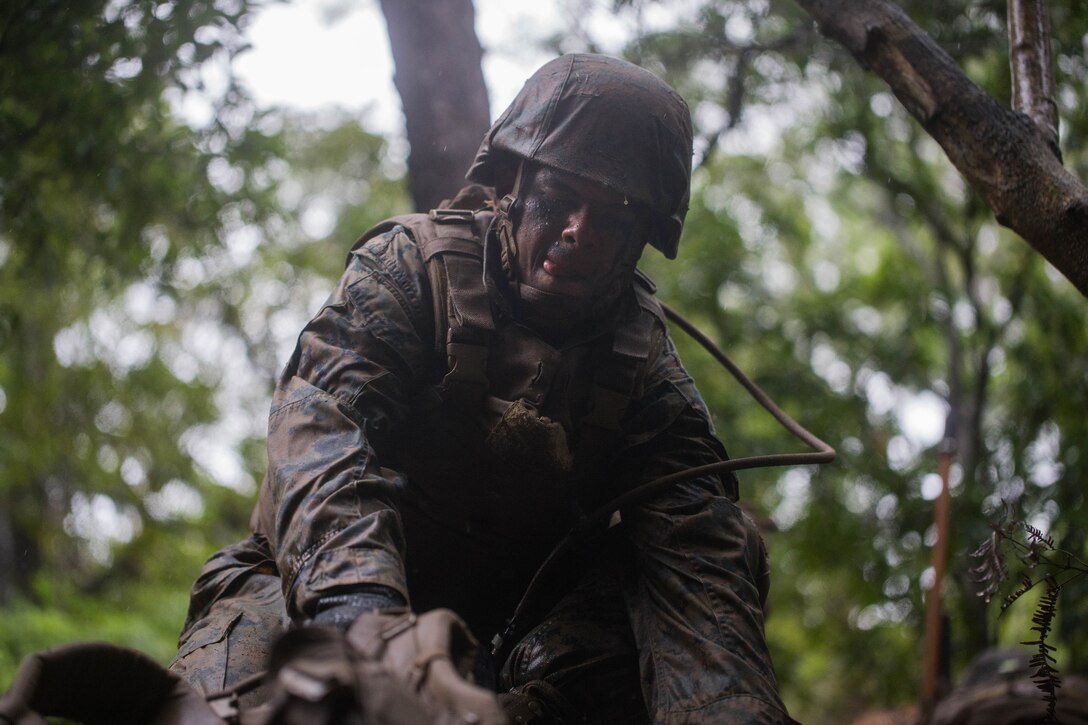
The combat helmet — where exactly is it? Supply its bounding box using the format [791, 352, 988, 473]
[467, 53, 694, 259]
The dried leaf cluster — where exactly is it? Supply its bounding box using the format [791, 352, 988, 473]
[971, 516, 1088, 722]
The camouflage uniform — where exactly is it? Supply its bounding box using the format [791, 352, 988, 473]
[172, 210, 789, 723]
[173, 53, 791, 724]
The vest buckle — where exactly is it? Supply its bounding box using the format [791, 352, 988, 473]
[429, 208, 474, 224]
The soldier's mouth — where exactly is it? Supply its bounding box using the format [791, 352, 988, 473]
[541, 248, 588, 279]
[542, 257, 577, 277]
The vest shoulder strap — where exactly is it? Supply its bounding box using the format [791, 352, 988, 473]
[418, 209, 495, 409]
[349, 207, 495, 343]
[581, 271, 665, 443]
[354, 206, 497, 408]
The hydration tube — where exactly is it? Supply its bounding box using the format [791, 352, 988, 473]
[490, 301, 836, 659]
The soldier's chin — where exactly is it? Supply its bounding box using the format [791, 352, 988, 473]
[519, 282, 591, 323]
[531, 268, 595, 298]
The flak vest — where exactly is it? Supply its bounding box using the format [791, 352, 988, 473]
[352, 206, 666, 465]
[348, 205, 667, 636]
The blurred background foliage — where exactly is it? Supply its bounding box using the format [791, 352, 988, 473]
[0, 0, 408, 673]
[1, 1, 1085, 723]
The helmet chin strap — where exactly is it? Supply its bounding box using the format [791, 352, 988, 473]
[496, 160, 525, 288]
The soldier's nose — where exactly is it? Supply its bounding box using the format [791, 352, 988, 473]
[561, 205, 596, 248]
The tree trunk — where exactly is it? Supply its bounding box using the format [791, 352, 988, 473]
[379, 0, 491, 212]
[796, 0, 1088, 298]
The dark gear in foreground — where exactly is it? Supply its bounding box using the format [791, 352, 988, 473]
[0, 620, 500, 725]
[929, 648, 1088, 725]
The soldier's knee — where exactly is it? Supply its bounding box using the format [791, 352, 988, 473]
[170, 573, 287, 707]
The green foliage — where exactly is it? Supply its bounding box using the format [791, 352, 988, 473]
[0, 0, 408, 686]
[3, 2, 1086, 722]
[621, 0, 1088, 721]
[0, 0, 258, 679]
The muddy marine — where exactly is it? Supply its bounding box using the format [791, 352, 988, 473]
[168, 53, 794, 724]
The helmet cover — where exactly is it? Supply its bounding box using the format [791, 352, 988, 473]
[467, 53, 693, 259]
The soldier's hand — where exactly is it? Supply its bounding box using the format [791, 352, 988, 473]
[348, 609, 508, 725]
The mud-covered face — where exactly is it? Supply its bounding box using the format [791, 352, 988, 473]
[512, 165, 649, 302]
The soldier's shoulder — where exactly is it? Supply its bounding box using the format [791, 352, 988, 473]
[351, 209, 490, 265]
[350, 212, 432, 257]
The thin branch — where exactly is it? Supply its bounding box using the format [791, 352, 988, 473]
[689, 22, 814, 170]
[695, 50, 751, 171]
[1008, 0, 1061, 157]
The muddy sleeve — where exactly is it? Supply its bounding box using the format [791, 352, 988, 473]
[261, 228, 432, 623]
[617, 333, 792, 723]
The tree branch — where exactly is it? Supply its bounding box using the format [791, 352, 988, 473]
[695, 50, 750, 171]
[1008, 0, 1060, 156]
[796, 0, 1088, 298]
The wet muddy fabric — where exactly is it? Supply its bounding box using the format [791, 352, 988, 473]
[173, 215, 791, 723]
[170, 535, 287, 710]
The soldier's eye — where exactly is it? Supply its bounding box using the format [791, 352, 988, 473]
[542, 193, 577, 215]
